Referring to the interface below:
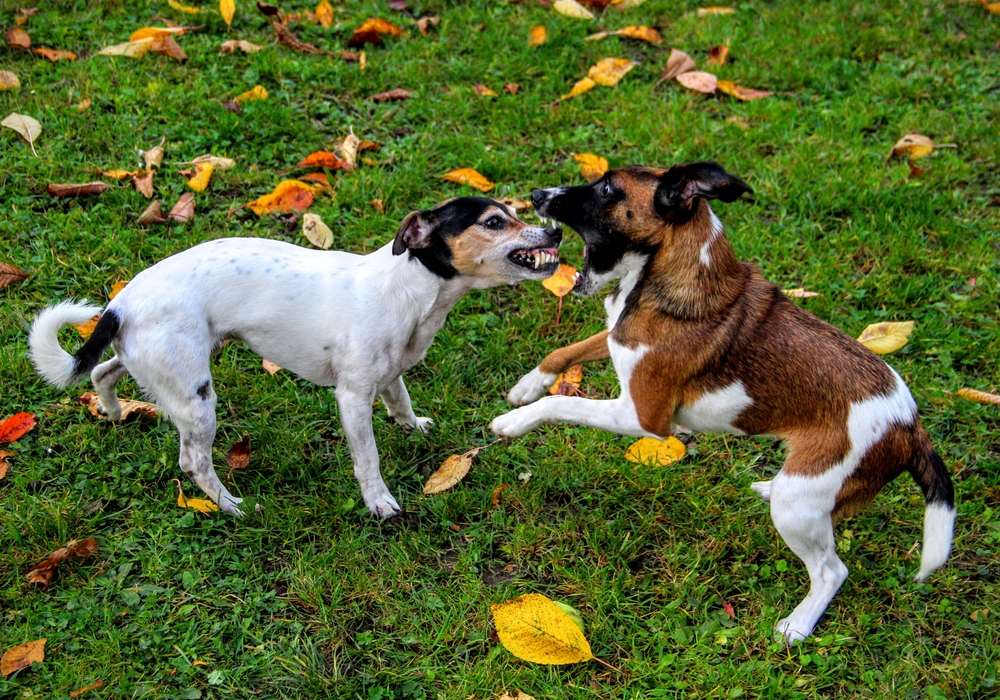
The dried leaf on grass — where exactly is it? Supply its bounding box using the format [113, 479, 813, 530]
[133, 170, 155, 198]
[856, 321, 914, 355]
[296, 150, 346, 170]
[655, 48, 696, 86]
[174, 479, 219, 513]
[137, 200, 167, 224]
[348, 18, 405, 47]
[707, 44, 729, 66]
[957, 388, 1000, 406]
[588, 57, 636, 86]
[235, 84, 268, 102]
[98, 37, 155, 58]
[528, 25, 548, 46]
[130, 26, 193, 42]
[221, 39, 264, 53]
[625, 436, 687, 466]
[26, 538, 98, 589]
[1, 639, 45, 678]
[169, 192, 196, 222]
[475, 84, 499, 97]
[439, 168, 494, 192]
[249, 180, 316, 215]
[0, 413, 36, 444]
[79, 392, 158, 421]
[369, 88, 412, 102]
[316, 0, 334, 28]
[262, 359, 282, 374]
[423, 447, 484, 494]
[676, 70, 717, 94]
[69, 681, 105, 698]
[46, 181, 108, 197]
[573, 153, 608, 181]
[143, 138, 165, 170]
[0, 71, 20, 90]
[542, 264, 576, 297]
[697, 6, 735, 15]
[221, 0, 236, 26]
[491, 593, 594, 665]
[0, 450, 11, 480]
[717, 80, 771, 100]
[553, 0, 595, 20]
[0, 262, 29, 289]
[549, 364, 583, 396]
[168, 0, 203, 14]
[302, 212, 333, 248]
[151, 34, 187, 61]
[783, 288, 819, 299]
[889, 133, 934, 160]
[587, 26, 661, 43]
[2, 113, 41, 156]
[226, 434, 250, 480]
[6, 27, 31, 48]
[187, 162, 214, 192]
[32, 48, 77, 61]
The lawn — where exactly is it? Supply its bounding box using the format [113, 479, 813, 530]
[1, 0, 999, 697]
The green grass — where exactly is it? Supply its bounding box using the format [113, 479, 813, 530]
[2, 0, 999, 697]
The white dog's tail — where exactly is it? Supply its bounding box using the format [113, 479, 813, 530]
[29, 301, 118, 388]
[908, 425, 956, 582]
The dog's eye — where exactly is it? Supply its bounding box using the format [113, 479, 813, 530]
[484, 216, 503, 229]
[601, 181, 612, 197]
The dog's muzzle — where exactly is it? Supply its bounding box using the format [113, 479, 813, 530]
[531, 187, 565, 219]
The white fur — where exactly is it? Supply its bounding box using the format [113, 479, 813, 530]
[29, 301, 103, 387]
[917, 502, 955, 581]
[699, 209, 724, 266]
[675, 381, 753, 434]
[603, 253, 648, 328]
[506, 367, 558, 406]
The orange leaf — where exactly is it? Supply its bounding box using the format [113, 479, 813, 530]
[102, 169, 139, 180]
[707, 44, 729, 66]
[27, 538, 99, 589]
[956, 388, 1000, 406]
[248, 180, 316, 216]
[475, 83, 498, 97]
[0, 450, 12, 480]
[226, 434, 251, 479]
[615, 25, 662, 43]
[69, 680, 105, 698]
[348, 18, 405, 47]
[573, 153, 608, 182]
[262, 359, 282, 374]
[7, 27, 31, 49]
[316, 0, 334, 28]
[32, 47, 77, 61]
[528, 25, 548, 46]
[109, 281, 129, 300]
[716, 80, 771, 100]
[297, 150, 346, 169]
[676, 70, 717, 93]
[541, 264, 577, 297]
[1, 638, 45, 678]
[439, 168, 494, 192]
[130, 26, 191, 42]
[73, 315, 100, 338]
[46, 182, 110, 197]
[0, 413, 36, 444]
[548, 364, 583, 396]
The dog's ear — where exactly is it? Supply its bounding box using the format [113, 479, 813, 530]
[392, 211, 436, 255]
[654, 162, 752, 215]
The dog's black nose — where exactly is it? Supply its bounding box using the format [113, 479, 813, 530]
[531, 189, 548, 207]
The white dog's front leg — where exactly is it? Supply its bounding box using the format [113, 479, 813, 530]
[491, 396, 654, 439]
[380, 376, 433, 433]
[506, 367, 558, 406]
[335, 386, 401, 518]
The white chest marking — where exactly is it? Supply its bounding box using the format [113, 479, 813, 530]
[675, 381, 754, 434]
[603, 252, 648, 329]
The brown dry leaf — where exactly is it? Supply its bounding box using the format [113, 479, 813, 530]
[625, 436, 687, 465]
[783, 288, 819, 299]
[235, 84, 268, 103]
[856, 321, 915, 355]
[98, 37, 155, 58]
[133, 170, 154, 198]
[2, 113, 41, 156]
[190, 154, 236, 169]
[337, 130, 360, 168]
[249, 180, 316, 216]
[656, 48, 696, 86]
[549, 364, 583, 396]
[221, 0, 236, 26]
[0, 450, 11, 480]
[676, 70, 717, 93]
[7, 27, 30, 49]
[370, 88, 412, 102]
[475, 83, 499, 97]
[226, 434, 251, 479]
[79, 392, 159, 421]
[503, 83, 520, 95]
[553, 0, 596, 19]
[707, 44, 729, 66]
[423, 447, 484, 494]
[587, 57, 636, 86]
[46, 182, 108, 197]
[697, 6, 735, 15]
[315, 0, 334, 28]
[560, 77, 597, 100]
[268, 19, 341, 57]
[302, 212, 333, 249]
[151, 34, 188, 61]
[416, 15, 440, 36]
[143, 138, 165, 170]
[26, 538, 99, 589]
[0, 70, 20, 90]
[299, 171, 333, 187]
[716, 80, 771, 100]
[1, 639, 45, 678]
[541, 264, 576, 297]
[32, 47, 77, 61]
[262, 359, 282, 374]
[0, 413, 36, 444]
[358, 139, 381, 152]
[439, 168, 494, 192]
[347, 18, 405, 47]
[370, 198, 385, 214]
[298, 150, 346, 169]
[69, 681, 105, 698]
[137, 200, 167, 224]
[573, 153, 608, 182]
[187, 162, 214, 192]
[220, 39, 264, 53]
[168, 192, 196, 222]
[0, 262, 29, 289]
[500, 197, 530, 210]
[957, 388, 1000, 406]
[889, 133, 934, 160]
[174, 480, 219, 513]
[74, 96, 91, 110]
[73, 315, 99, 339]
[15, 8, 39, 26]
[528, 25, 548, 46]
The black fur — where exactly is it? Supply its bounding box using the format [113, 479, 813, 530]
[654, 161, 753, 217]
[196, 380, 211, 400]
[73, 309, 120, 378]
[909, 439, 955, 508]
[402, 197, 502, 279]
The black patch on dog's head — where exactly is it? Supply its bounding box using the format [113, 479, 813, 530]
[393, 197, 501, 279]
[654, 161, 752, 218]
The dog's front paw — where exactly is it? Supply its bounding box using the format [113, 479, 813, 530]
[413, 417, 434, 433]
[775, 616, 811, 646]
[363, 487, 401, 519]
[490, 407, 539, 439]
[506, 367, 557, 406]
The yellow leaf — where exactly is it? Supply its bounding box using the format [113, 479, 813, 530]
[548, 364, 583, 395]
[2, 112, 41, 156]
[423, 449, 480, 495]
[783, 288, 819, 298]
[716, 80, 772, 101]
[676, 70, 717, 93]
[1, 638, 46, 678]
[553, 0, 595, 19]
[98, 37, 155, 58]
[624, 436, 687, 466]
[573, 153, 608, 182]
[615, 25, 662, 43]
[130, 26, 189, 42]
[179, 494, 219, 513]
[249, 180, 316, 216]
[189, 154, 236, 169]
[541, 264, 576, 297]
[235, 84, 268, 103]
[102, 169, 139, 180]
[957, 388, 1000, 406]
[560, 77, 596, 100]
[439, 167, 495, 192]
[316, 0, 334, 28]
[168, 0, 203, 14]
[302, 212, 333, 249]
[475, 84, 499, 97]
[697, 6, 735, 15]
[109, 280, 129, 300]
[491, 593, 593, 665]
[889, 133, 934, 160]
[0, 70, 20, 91]
[587, 57, 636, 86]
[187, 162, 215, 192]
[528, 25, 548, 47]
[220, 0, 236, 25]
[984, 1, 1000, 13]
[856, 321, 915, 355]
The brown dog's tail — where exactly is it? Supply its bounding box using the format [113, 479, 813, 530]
[907, 423, 955, 581]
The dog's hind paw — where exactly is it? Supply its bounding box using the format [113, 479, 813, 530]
[775, 617, 811, 646]
[413, 417, 434, 433]
[506, 367, 557, 406]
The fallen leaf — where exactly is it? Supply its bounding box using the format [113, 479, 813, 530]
[500, 197, 530, 210]
[26, 538, 98, 589]
[221, 0, 236, 25]
[676, 70, 717, 93]
[79, 392, 158, 421]
[0, 262, 29, 289]
[0, 450, 11, 480]
[137, 200, 166, 224]
[73, 316, 100, 338]
[74, 96, 91, 111]
[143, 138, 165, 170]
[347, 18, 405, 47]
[0, 413, 36, 444]
[423, 446, 484, 494]
[716, 80, 771, 100]
[416, 15, 440, 36]
[553, 0, 596, 19]
[0, 71, 20, 90]
[297, 150, 346, 170]
[249, 180, 316, 216]
[220, 39, 264, 53]
[129, 26, 191, 41]
[268, 18, 342, 57]
[226, 434, 250, 479]
[475, 83, 498, 97]
[697, 6, 735, 15]
[235, 84, 268, 102]
[133, 170, 154, 198]
[783, 288, 819, 298]
[302, 212, 333, 249]
[298, 171, 332, 187]
[542, 264, 576, 297]
[370, 198, 385, 214]
[187, 162, 214, 192]
[560, 77, 596, 100]
[46, 182, 108, 197]
[192, 660, 208, 666]
[856, 321, 914, 354]
[69, 681, 105, 698]
[262, 359, 282, 374]
[358, 139, 381, 152]
[337, 130, 360, 168]
[491, 593, 593, 664]
[491, 483, 508, 506]
[151, 34, 188, 61]
[624, 436, 687, 465]
[956, 388, 1000, 406]
[656, 48, 696, 86]
[439, 168, 494, 192]
[587, 57, 636, 86]
[615, 25, 662, 43]
[98, 37, 155, 58]
[257, 2, 281, 18]
[168, 0, 203, 14]
[573, 153, 608, 182]
[15, 8, 38, 26]
[190, 154, 236, 169]
[32, 47, 77, 61]
[498, 693, 536, 700]
[102, 169, 140, 180]
[315, 0, 333, 28]
[168, 192, 196, 222]
[389, 0, 408, 10]
[722, 599, 735, 619]
[370, 88, 412, 102]
[528, 25, 548, 46]
[549, 364, 583, 396]
[1, 639, 45, 678]
[707, 44, 729, 66]
[889, 133, 934, 160]
[2, 113, 41, 156]
[503, 83, 520, 95]
[109, 281, 128, 300]
[7, 27, 30, 49]
[983, 0, 1000, 13]
[174, 480, 219, 513]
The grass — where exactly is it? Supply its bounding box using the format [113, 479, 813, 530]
[1, 0, 998, 697]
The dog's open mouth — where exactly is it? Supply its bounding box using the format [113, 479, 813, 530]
[508, 247, 560, 271]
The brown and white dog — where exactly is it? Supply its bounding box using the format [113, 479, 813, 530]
[490, 162, 955, 643]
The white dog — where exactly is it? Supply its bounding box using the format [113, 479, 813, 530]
[30, 197, 561, 517]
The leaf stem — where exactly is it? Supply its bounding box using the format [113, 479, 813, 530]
[593, 655, 621, 673]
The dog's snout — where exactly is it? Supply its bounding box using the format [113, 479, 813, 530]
[531, 189, 549, 207]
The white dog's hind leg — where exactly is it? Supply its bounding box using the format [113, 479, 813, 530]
[769, 472, 848, 644]
[91, 356, 128, 422]
[336, 386, 400, 518]
[380, 376, 432, 433]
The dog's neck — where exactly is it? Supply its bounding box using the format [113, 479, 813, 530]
[640, 199, 748, 319]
